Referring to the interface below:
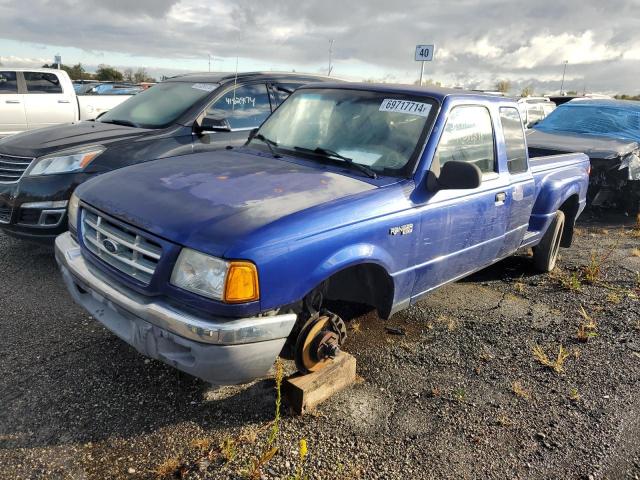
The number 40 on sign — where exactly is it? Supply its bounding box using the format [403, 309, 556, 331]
[415, 45, 434, 61]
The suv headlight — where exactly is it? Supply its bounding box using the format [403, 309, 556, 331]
[28, 145, 105, 176]
[68, 192, 80, 230]
[170, 248, 259, 303]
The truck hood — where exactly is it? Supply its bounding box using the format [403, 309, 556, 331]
[527, 128, 638, 160]
[77, 149, 376, 256]
[0, 121, 154, 158]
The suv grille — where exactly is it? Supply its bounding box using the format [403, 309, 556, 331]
[0, 205, 11, 223]
[0, 154, 34, 183]
[81, 209, 162, 285]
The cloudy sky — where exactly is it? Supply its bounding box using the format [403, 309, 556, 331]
[1, 0, 639, 95]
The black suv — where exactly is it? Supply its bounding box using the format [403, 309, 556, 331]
[0, 72, 336, 240]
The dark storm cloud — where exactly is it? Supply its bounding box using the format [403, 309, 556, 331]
[1, 0, 639, 93]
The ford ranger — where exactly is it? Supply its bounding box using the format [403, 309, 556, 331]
[55, 84, 590, 385]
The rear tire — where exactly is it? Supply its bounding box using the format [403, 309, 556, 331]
[533, 210, 565, 272]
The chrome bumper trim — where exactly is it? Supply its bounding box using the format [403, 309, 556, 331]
[55, 232, 297, 346]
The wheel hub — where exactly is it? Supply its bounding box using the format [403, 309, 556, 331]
[294, 310, 347, 373]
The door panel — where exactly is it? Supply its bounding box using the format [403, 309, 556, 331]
[411, 105, 510, 299]
[0, 71, 26, 136]
[23, 71, 76, 129]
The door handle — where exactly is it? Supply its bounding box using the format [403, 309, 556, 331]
[58, 99, 71, 104]
[495, 192, 507, 205]
[5, 100, 20, 104]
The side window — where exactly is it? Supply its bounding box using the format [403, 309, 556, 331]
[434, 105, 495, 174]
[24, 72, 63, 94]
[0, 71, 18, 94]
[273, 82, 304, 104]
[500, 107, 528, 174]
[205, 84, 271, 130]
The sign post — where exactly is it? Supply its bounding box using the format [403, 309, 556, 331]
[54, 54, 62, 70]
[415, 44, 434, 86]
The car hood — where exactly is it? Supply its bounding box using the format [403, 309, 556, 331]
[0, 121, 154, 158]
[527, 128, 638, 160]
[77, 149, 376, 256]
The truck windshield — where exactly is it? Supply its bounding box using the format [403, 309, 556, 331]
[254, 88, 437, 177]
[534, 104, 640, 142]
[98, 81, 218, 129]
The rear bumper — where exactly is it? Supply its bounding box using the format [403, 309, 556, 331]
[55, 232, 297, 385]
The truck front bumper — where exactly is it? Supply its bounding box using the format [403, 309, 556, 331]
[55, 232, 297, 385]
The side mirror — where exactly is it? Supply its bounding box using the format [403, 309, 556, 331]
[436, 161, 482, 190]
[199, 116, 232, 132]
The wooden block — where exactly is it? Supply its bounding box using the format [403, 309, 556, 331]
[283, 352, 357, 415]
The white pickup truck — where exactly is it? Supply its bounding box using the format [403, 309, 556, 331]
[0, 68, 134, 138]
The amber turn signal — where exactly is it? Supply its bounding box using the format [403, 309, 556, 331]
[224, 261, 260, 303]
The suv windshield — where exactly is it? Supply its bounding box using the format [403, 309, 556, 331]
[254, 88, 437, 176]
[534, 104, 640, 142]
[98, 81, 219, 129]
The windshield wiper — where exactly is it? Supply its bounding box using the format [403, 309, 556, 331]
[100, 119, 141, 128]
[293, 146, 378, 179]
[252, 133, 282, 158]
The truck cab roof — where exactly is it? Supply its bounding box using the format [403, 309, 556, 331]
[166, 71, 337, 85]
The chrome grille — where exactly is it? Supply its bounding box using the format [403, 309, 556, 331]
[81, 209, 162, 285]
[0, 154, 34, 183]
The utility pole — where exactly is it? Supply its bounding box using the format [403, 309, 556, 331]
[328, 39, 334, 76]
[560, 60, 568, 95]
[208, 54, 211, 72]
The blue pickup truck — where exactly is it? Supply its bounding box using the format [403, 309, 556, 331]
[55, 84, 590, 385]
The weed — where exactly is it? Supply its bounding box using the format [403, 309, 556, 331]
[436, 314, 458, 331]
[220, 437, 236, 463]
[632, 248, 640, 258]
[496, 414, 514, 427]
[242, 358, 284, 479]
[452, 387, 466, 402]
[606, 292, 621, 304]
[582, 244, 617, 284]
[430, 386, 441, 397]
[532, 344, 571, 373]
[577, 306, 598, 343]
[190, 438, 212, 452]
[554, 270, 582, 292]
[574, 227, 584, 237]
[569, 388, 580, 402]
[514, 275, 526, 294]
[600, 228, 610, 235]
[292, 439, 309, 480]
[573, 347, 581, 359]
[154, 458, 181, 478]
[511, 381, 531, 400]
[350, 321, 361, 334]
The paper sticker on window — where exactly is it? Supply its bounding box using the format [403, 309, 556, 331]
[379, 99, 431, 117]
[192, 83, 216, 92]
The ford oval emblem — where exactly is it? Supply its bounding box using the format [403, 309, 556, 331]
[102, 239, 119, 254]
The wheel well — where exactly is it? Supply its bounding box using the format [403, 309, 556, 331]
[558, 194, 580, 248]
[324, 263, 395, 320]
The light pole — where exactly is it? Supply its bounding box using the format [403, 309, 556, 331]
[328, 39, 334, 76]
[560, 60, 568, 95]
[208, 54, 211, 72]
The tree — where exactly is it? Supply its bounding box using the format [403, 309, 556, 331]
[123, 68, 134, 82]
[41, 63, 91, 80]
[520, 85, 534, 97]
[95, 64, 123, 81]
[495, 80, 511, 94]
[133, 67, 154, 83]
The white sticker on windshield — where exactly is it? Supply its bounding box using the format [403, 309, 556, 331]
[379, 99, 432, 117]
[192, 83, 216, 92]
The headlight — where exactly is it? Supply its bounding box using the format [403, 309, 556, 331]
[68, 193, 80, 230]
[28, 145, 105, 176]
[170, 248, 259, 303]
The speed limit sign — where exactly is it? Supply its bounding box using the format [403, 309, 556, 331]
[415, 45, 434, 61]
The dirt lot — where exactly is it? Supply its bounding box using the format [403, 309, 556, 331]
[1, 211, 639, 480]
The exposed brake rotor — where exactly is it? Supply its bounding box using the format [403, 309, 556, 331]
[294, 310, 347, 374]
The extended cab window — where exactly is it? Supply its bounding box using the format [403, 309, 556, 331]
[434, 105, 495, 174]
[205, 84, 271, 130]
[0, 71, 18, 93]
[24, 72, 63, 94]
[500, 107, 528, 174]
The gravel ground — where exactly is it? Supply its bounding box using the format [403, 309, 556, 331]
[0, 212, 639, 480]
